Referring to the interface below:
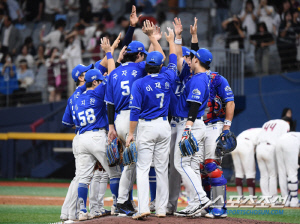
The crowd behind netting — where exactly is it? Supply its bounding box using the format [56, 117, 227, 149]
[0, 0, 299, 107]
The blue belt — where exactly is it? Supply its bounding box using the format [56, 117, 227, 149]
[172, 117, 185, 122]
[144, 116, 167, 122]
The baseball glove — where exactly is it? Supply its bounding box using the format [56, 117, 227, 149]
[106, 137, 123, 167]
[179, 127, 198, 156]
[94, 161, 105, 172]
[123, 141, 138, 166]
[215, 130, 237, 157]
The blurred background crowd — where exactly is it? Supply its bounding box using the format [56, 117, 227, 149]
[0, 0, 299, 107]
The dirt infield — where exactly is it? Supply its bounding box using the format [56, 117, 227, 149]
[75, 215, 279, 224]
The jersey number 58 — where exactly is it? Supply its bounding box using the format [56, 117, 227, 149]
[78, 108, 96, 126]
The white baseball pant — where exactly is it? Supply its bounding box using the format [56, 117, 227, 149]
[77, 129, 121, 185]
[136, 117, 171, 215]
[232, 138, 256, 179]
[276, 134, 299, 198]
[115, 110, 137, 204]
[167, 118, 182, 212]
[61, 134, 80, 220]
[89, 169, 109, 213]
[256, 142, 277, 198]
[174, 118, 210, 206]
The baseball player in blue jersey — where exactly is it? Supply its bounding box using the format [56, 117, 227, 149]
[126, 27, 177, 219]
[74, 67, 122, 221]
[105, 20, 166, 216]
[60, 63, 92, 222]
[173, 48, 212, 217]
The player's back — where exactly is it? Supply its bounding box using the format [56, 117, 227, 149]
[75, 83, 108, 134]
[105, 61, 147, 112]
[257, 119, 290, 145]
[237, 128, 262, 146]
[132, 73, 173, 119]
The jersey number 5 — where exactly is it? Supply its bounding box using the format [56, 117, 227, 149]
[156, 93, 164, 108]
[78, 108, 96, 126]
[121, 81, 130, 96]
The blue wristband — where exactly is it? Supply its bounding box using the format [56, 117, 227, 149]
[106, 52, 113, 59]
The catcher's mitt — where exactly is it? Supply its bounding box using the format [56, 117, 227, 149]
[106, 137, 123, 167]
[179, 127, 198, 156]
[123, 141, 137, 166]
[94, 161, 105, 172]
[215, 130, 237, 157]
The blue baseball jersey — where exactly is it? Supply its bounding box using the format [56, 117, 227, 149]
[130, 54, 177, 120]
[204, 72, 234, 123]
[74, 82, 108, 134]
[62, 85, 87, 132]
[170, 60, 192, 117]
[176, 71, 210, 118]
[104, 61, 147, 112]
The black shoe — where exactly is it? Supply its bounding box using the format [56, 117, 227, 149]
[125, 200, 135, 212]
[116, 203, 135, 216]
[187, 200, 212, 217]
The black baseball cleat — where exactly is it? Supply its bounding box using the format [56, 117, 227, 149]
[116, 203, 135, 217]
[187, 200, 212, 216]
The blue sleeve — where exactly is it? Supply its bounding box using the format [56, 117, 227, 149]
[178, 60, 190, 82]
[94, 82, 106, 97]
[123, 26, 136, 47]
[164, 53, 177, 83]
[98, 62, 107, 75]
[104, 73, 114, 105]
[217, 77, 234, 102]
[168, 53, 177, 67]
[138, 61, 147, 77]
[186, 78, 206, 105]
[129, 81, 142, 110]
[62, 103, 74, 127]
[77, 84, 87, 94]
[130, 108, 140, 121]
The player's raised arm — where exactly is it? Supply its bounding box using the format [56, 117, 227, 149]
[173, 17, 184, 71]
[190, 17, 199, 51]
[99, 33, 121, 69]
[101, 37, 115, 75]
[143, 20, 166, 60]
[148, 26, 162, 53]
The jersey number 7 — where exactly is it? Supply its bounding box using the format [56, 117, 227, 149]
[156, 93, 164, 108]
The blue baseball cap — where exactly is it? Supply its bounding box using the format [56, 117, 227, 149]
[85, 69, 104, 83]
[146, 51, 164, 66]
[190, 48, 213, 65]
[182, 46, 190, 57]
[72, 64, 93, 82]
[127, 41, 148, 54]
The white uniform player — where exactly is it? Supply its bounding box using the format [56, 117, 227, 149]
[60, 63, 92, 221]
[276, 132, 300, 207]
[232, 128, 262, 197]
[126, 28, 177, 219]
[256, 119, 290, 200]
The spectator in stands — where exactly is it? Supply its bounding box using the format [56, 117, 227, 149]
[0, 53, 18, 106]
[65, 0, 80, 30]
[0, 9, 5, 33]
[76, 23, 96, 51]
[86, 24, 106, 63]
[222, 15, 245, 80]
[33, 44, 47, 103]
[256, 0, 274, 32]
[23, 0, 43, 23]
[277, 11, 300, 72]
[157, 11, 173, 48]
[89, 0, 106, 22]
[136, 0, 155, 14]
[43, 0, 63, 23]
[117, 16, 130, 35]
[250, 22, 274, 75]
[40, 19, 66, 54]
[272, 0, 291, 36]
[15, 44, 35, 69]
[240, 0, 257, 37]
[46, 48, 67, 102]
[16, 59, 34, 91]
[101, 10, 115, 29]
[290, 0, 300, 10]
[23, 36, 36, 56]
[79, 3, 93, 27]
[4, 0, 23, 24]
[215, 0, 229, 34]
[230, 0, 244, 16]
[62, 31, 82, 95]
[0, 15, 21, 56]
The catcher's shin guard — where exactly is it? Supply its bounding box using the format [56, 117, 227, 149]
[204, 159, 227, 217]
